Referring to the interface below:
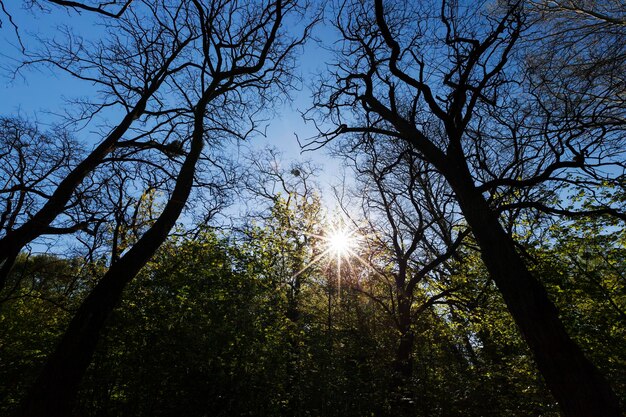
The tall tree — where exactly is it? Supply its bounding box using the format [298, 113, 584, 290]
[18, 1, 310, 415]
[0, 2, 194, 288]
[312, 0, 624, 415]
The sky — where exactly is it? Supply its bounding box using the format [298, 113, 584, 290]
[0, 2, 347, 198]
[0, 1, 354, 257]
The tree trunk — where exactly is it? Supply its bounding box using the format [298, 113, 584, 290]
[394, 299, 414, 380]
[0, 248, 18, 293]
[390, 297, 416, 417]
[446, 164, 623, 417]
[18, 107, 206, 417]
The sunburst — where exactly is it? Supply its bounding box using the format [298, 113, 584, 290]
[291, 221, 364, 299]
[327, 227, 358, 258]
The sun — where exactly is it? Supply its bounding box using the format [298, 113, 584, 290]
[327, 229, 354, 256]
[290, 221, 366, 282]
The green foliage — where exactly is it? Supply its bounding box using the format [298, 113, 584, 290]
[1, 197, 624, 416]
[532, 214, 626, 399]
[0, 254, 91, 414]
[77, 233, 295, 416]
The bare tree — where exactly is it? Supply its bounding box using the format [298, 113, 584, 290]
[311, 0, 624, 415]
[0, 118, 77, 236]
[0, 118, 89, 287]
[337, 137, 468, 411]
[0, 2, 197, 288]
[16, 1, 312, 415]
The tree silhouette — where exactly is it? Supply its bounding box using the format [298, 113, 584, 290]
[15, 1, 312, 415]
[311, 0, 624, 415]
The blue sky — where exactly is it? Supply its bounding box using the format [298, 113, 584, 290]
[0, 3, 346, 191]
[0, 5, 97, 115]
[0, 2, 354, 258]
